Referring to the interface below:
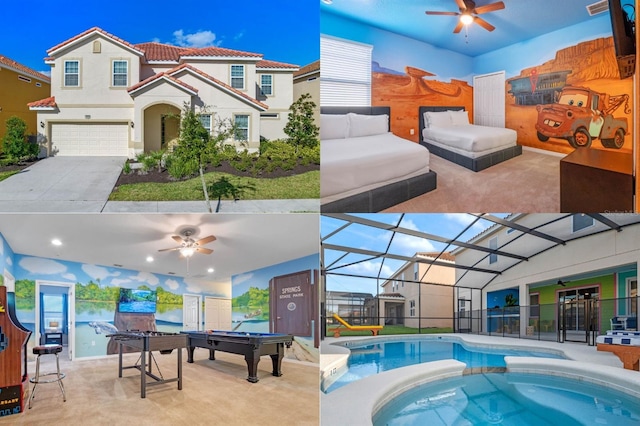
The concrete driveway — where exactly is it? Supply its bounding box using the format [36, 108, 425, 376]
[0, 156, 126, 212]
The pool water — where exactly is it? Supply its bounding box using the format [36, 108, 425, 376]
[324, 339, 563, 393]
[373, 372, 640, 425]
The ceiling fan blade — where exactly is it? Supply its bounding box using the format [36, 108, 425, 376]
[195, 235, 216, 246]
[474, 1, 505, 15]
[425, 11, 460, 16]
[453, 20, 464, 33]
[195, 247, 214, 255]
[158, 247, 181, 252]
[474, 16, 496, 32]
[171, 235, 184, 244]
[454, 0, 467, 11]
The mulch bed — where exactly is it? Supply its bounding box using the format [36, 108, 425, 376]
[114, 161, 319, 186]
[0, 158, 41, 172]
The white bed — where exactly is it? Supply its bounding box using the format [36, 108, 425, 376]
[419, 107, 521, 171]
[320, 109, 436, 212]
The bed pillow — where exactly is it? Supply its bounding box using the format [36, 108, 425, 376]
[424, 111, 452, 128]
[449, 109, 470, 126]
[347, 113, 389, 137]
[320, 114, 350, 140]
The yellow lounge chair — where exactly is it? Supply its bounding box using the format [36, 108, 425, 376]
[332, 314, 383, 337]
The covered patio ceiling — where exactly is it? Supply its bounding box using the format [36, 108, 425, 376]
[321, 213, 640, 290]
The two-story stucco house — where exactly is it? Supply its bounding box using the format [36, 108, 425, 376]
[28, 27, 298, 157]
[0, 54, 50, 142]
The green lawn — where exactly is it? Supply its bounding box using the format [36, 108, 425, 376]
[326, 324, 454, 337]
[0, 170, 19, 182]
[109, 170, 319, 201]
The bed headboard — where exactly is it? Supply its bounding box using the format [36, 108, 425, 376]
[321, 106, 391, 131]
[418, 106, 465, 142]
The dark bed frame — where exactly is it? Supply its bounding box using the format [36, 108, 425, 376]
[419, 106, 522, 172]
[321, 106, 437, 213]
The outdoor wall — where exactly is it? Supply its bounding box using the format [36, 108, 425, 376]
[231, 253, 319, 333]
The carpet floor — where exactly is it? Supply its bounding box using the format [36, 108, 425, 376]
[384, 149, 561, 213]
[1, 347, 319, 426]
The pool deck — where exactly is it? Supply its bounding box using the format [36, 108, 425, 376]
[320, 334, 640, 426]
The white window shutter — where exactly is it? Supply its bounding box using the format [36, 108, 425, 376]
[320, 35, 373, 107]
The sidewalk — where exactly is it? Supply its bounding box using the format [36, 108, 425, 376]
[102, 199, 320, 213]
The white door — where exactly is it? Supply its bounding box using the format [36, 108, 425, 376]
[204, 297, 232, 331]
[182, 294, 201, 331]
[50, 123, 129, 156]
[35, 281, 75, 361]
[473, 71, 506, 127]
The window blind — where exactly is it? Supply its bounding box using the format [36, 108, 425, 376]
[320, 35, 372, 106]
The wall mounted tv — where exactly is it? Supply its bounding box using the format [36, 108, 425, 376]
[608, 0, 636, 79]
[118, 288, 157, 314]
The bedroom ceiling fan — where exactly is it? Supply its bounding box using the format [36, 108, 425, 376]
[158, 228, 216, 258]
[425, 0, 505, 33]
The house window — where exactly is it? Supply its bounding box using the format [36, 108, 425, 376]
[231, 65, 245, 89]
[628, 278, 638, 318]
[36, 82, 42, 87]
[234, 115, 249, 141]
[112, 60, 128, 87]
[529, 293, 540, 318]
[320, 35, 373, 106]
[64, 60, 79, 87]
[410, 300, 415, 317]
[18, 75, 31, 83]
[199, 114, 212, 134]
[260, 74, 273, 96]
[489, 237, 498, 264]
[414, 263, 419, 281]
[572, 214, 594, 232]
[260, 113, 279, 119]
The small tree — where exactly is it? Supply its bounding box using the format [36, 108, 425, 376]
[283, 93, 319, 150]
[2, 116, 38, 162]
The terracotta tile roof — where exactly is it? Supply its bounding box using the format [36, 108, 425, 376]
[47, 27, 144, 56]
[256, 59, 299, 69]
[294, 60, 320, 77]
[418, 252, 456, 262]
[27, 96, 57, 108]
[168, 64, 268, 110]
[127, 72, 198, 95]
[0, 54, 50, 82]
[135, 42, 262, 62]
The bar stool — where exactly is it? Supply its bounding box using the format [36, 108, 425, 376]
[29, 344, 66, 408]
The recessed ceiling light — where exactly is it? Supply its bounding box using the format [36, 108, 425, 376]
[51, 238, 62, 246]
[146, 256, 154, 262]
[207, 268, 214, 273]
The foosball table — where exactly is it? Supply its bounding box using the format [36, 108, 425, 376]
[106, 331, 187, 398]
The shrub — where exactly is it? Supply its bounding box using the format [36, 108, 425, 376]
[283, 93, 319, 149]
[2, 116, 38, 162]
[122, 161, 132, 175]
[166, 154, 199, 180]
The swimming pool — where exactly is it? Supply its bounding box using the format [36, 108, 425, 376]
[373, 372, 640, 425]
[324, 337, 563, 393]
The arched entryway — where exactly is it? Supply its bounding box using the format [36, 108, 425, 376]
[143, 103, 181, 152]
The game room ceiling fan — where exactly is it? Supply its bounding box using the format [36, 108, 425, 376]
[425, 0, 505, 33]
[158, 228, 216, 258]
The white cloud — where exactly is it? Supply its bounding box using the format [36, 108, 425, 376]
[39, 70, 51, 78]
[443, 213, 487, 233]
[388, 219, 436, 255]
[19, 257, 68, 275]
[233, 30, 245, 41]
[130, 271, 160, 287]
[81, 264, 120, 281]
[343, 260, 394, 278]
[5, 256, 12, 266]
[111, 278, 132, 286]
[151, 37, 161, 43]
[172, 29, 217, 47]
[232, 272, 254, 286]
[62, 273, 76, 281]
[165, 278, 180, 291]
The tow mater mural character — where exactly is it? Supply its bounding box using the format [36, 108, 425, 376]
[535, 85, 630, 149]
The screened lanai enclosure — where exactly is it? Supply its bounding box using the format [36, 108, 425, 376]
[321, 213, 640, 345]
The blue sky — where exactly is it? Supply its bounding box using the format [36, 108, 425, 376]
[322, 214, 507, 294]
[2, 0, 319, 75]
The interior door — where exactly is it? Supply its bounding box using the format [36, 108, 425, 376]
[204, 297, 232, 331]
[270, 270, 313, 336]
[182, 294, 201, 331]
[473, 71, 506, 127]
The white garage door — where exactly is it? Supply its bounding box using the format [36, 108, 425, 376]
[51, 123, 129, 156]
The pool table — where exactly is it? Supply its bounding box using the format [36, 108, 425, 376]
[181, 331, 293, 383]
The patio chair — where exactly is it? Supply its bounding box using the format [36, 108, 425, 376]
[611, 316, 627, 330]
[331, 314, 383, 337]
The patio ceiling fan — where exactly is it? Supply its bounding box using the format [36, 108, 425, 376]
[425, 0, 505, 33]
[158, 228, 216, 258]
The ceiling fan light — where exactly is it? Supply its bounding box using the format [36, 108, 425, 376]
[460, 13, 474, 25]
[180, 247, 195, 257]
